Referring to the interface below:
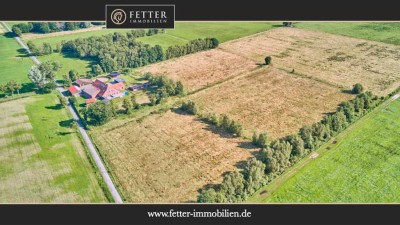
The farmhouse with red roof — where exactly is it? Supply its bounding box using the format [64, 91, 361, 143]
[69, 77, 126, 104]
[68, 85, 81, 96]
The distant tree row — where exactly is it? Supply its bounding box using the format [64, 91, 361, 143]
[197, 84, 384, 202]
[165, 38, 219, 59]
[144, 73, 185, 105]
[12, 22, 96, 36]
[179, 100, 243, 137]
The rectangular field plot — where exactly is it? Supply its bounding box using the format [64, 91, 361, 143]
[0, 96, 106, 203]
[139, 49, 257, 91]
[260, 98, 400, 203]
[221, 27, 400, 96]
[191, 67, 353, 139]
[91, 110, 254, 202]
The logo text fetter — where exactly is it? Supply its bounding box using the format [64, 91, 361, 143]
[129, 11, 167, 19]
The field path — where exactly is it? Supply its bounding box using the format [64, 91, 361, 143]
[1, 22, 123, 203]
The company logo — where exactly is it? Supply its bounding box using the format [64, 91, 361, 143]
[110, 9, 127, 25]
[106, 5, 175, 29]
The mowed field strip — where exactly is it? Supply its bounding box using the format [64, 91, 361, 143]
[220, 27, 400, 96]
[0, 95, 106, 202]
[191, 67, 353, 139]
[90, 110, 255, 202]
[255, 98, 400, 203]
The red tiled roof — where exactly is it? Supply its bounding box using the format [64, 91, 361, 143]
[85, 98, 96, 104]
[93, 79, 107, 89]
[68, 85, 80, 94]
[97, 82, 125, 98]
[111, 82, 124, 90]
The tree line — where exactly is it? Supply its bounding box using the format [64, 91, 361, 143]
[198, 84, 384, 202]
[179, 100, 243, 137]
[12, 22, 100, 36]
[0, 80, 22, 97]
[198, 157, 266, 203]
[61, 32, 219, 74]
[165, 38, 219, 59]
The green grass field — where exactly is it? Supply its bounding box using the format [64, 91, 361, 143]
[38, 53, 95, 80]
[0, 94, 107, 202]
[29, 22, 276, 79]
[31, 22, 276, 49]
[250, 98, 400, 203]
[0, 30, 33, 85]
[297, 22, 400, 46]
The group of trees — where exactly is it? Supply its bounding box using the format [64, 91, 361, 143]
[198, 84, 383, 203]
[80, 94, 140, 125]
[0, 80, 22, 96]
[27, 60, 61, 93]
[12, 22, 95, 36]
[165, 38, 219, 59]
[27, 41, 53, 56]
[122, 95, 139, 114]
[179, 100, 243, 137]
[61, 31, 165, 73]
[145, 73, 185, 105]
[62, 70, 80, 87]
[80, 101, 114, 126]
[198, 157, 267, 203]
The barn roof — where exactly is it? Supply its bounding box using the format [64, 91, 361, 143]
[68, 85, 81, 94]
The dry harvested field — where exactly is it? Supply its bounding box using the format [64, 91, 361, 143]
[191, 67, 353, 139]
[21, 26, 105, 40]
[139, 49, 258, 91]
[220, 27, 400, 96]
[91, 110, 254, 202]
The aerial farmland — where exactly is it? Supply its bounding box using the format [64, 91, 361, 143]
[1, 21, 400, 203]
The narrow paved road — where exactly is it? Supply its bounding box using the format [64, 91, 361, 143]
[2, 22, 123, 203]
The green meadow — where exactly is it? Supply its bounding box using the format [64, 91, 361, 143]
[0, 27, 33, 85]
[297, 22, 400, 46]
[250, 98, 400, 203]
[0, 94, 107, 202]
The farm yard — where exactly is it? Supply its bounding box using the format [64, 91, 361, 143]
[90, 110, 255, 202]
[220, 27, 400, 96]
[253, 98, 400, 203]
[139, 49, 258, 91]
[191, 67, 353, 139]
[0, 95, 106, 202]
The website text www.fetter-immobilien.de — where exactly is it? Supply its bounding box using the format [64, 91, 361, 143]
[148, 208, 252, 218]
